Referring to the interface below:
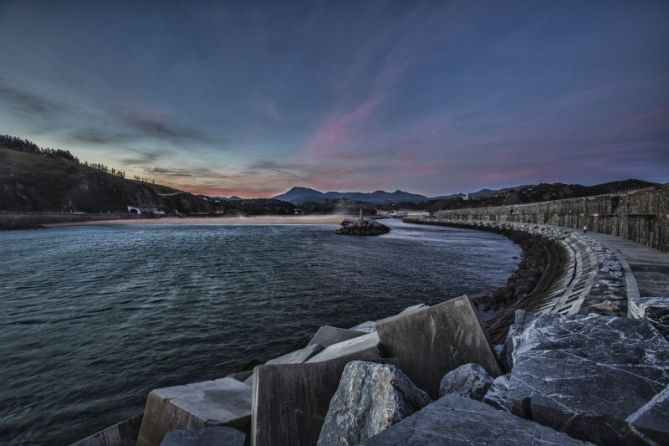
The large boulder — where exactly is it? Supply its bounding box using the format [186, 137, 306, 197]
[492, 310, 669, 445]
[626, 385, 669, 445]
[317, 361, 431, 446]
[251, 358, 397, 446]
[360, 395, 593, 445]
[307, 332, 382, 363]
[160, 426, 245, 446]
[439, 363, 493, 400]
[265, 342, 323, 365]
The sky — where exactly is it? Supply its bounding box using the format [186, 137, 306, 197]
[1, 0, 668, 197]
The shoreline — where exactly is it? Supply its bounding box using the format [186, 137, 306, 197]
[46, 215, 346, 227]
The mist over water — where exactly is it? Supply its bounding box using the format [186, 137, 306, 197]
[0, 220, 520, 445]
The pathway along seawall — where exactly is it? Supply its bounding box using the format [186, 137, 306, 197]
[404, 218, 631, 343]
[426, 184, 669, 252]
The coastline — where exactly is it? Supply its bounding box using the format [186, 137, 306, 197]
[45, 215, 347, 227]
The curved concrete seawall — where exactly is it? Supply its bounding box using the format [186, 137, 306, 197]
[430, 184, 669, 252]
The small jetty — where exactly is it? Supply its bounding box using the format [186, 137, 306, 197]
[336, 210, 390, 236]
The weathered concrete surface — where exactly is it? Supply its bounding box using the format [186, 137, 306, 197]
[265, 342, 323, 365]
[72, 414, 142, 446]
[251, 358, 396, 446]
[350, 304, 428, 333]
[308, 325, 366, 348]
[136, 377, 252, 446]
[361, 395, 593, 446]
[494, 310, 669, 445]
[377, 296, 501, 397]
[317, 361, 431, 446]
[307, 332, 382, 363]
[438, 363, 493, 400]
[160, 426, 245, 446]
[626, 385, 669, 445]
[432, 184, 669, 252]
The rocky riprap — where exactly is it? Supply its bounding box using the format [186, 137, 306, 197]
[438, 363, 493, 400]
[317, 361, 431, 446]
[335, 218, 390, 236]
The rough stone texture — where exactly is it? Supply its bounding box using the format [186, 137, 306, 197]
[136, 377, 252, 446]
[72, 414, 142, 446]
[251, 357, 396, 446]
[630, 297, 669, 339]
[361, 395, 594, 446]
[482, 375, 512, 412]
[265, 342, 323, 365]
[377, 296, 501, 397]
[495, 310, 669, 445]
[626, 385, 669, 446]
[317, 361, 431, 446]
[307, 332, 382, 363]
[308, 325, 366, 348]
[438, 363, 493, 400]
[160, 426, 245, 446]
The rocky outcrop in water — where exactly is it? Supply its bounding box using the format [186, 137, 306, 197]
[438, 363, 493, 400]
[336, 219, 390, 236]
[317, 361, 431, 446]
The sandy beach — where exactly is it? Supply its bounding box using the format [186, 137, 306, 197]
[45, 215, 347, 227]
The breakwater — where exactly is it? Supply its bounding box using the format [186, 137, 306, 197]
[69, 218, 669, 446]
[430, 184, 669, 252]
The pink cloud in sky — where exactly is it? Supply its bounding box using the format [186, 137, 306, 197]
[308, 98, 380, 156]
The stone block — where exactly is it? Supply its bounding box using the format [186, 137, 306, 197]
[308, 325, 366, 348]
[160, 426, 245, 446]
[307, 332, 381, 363]
[626, 385, 669, 445]
[317, 361, 431, 446]
[251, 357, 395, 446]
[361, 395, 593, 445]
[265, 342, 323, 365]
[350, 304, 427, 333]
[496, 310, 669, 445]
[136, 377, 252, 446]
[377, 295, 501, 397]
[439, 363, 493, 400]
[72, 414, 142, 446]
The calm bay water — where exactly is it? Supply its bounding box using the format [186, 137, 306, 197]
[0, 219, 520, 445]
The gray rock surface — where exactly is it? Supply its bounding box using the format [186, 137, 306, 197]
[160, 426, 245, 446]
[481, 375, 512, 412]
[630, 296, 669, 340]
[350, 304, 428, 333]
[361, 395, 593, 445]
[438, 363, 493, 400]
[251, 357, 397, 446]
[626, 385, 669, 445]
[377, 295, 501, 397]
[308, 325, 366, 348]
[136, 377, 252, 446]
[494, 310, 669, 445]
[317, 361, 431, 446]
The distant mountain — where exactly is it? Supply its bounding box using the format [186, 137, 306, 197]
[274, 186, 430, 205]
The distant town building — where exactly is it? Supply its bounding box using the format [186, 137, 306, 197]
[127, 205, 166, 215]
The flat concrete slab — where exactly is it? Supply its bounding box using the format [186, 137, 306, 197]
[72, 414, 142, 446]
[265, 342, 323, 365]
[251, 357, 396, 446]
[136, 377, 252, 446]
[308, 325, 366, 347]
[361, 395, 592, 445]
[160, 426, 245, 446]
[377, 295, 501, 397]
[587, 231, 669, 298]
[307, 332, 382, 363]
